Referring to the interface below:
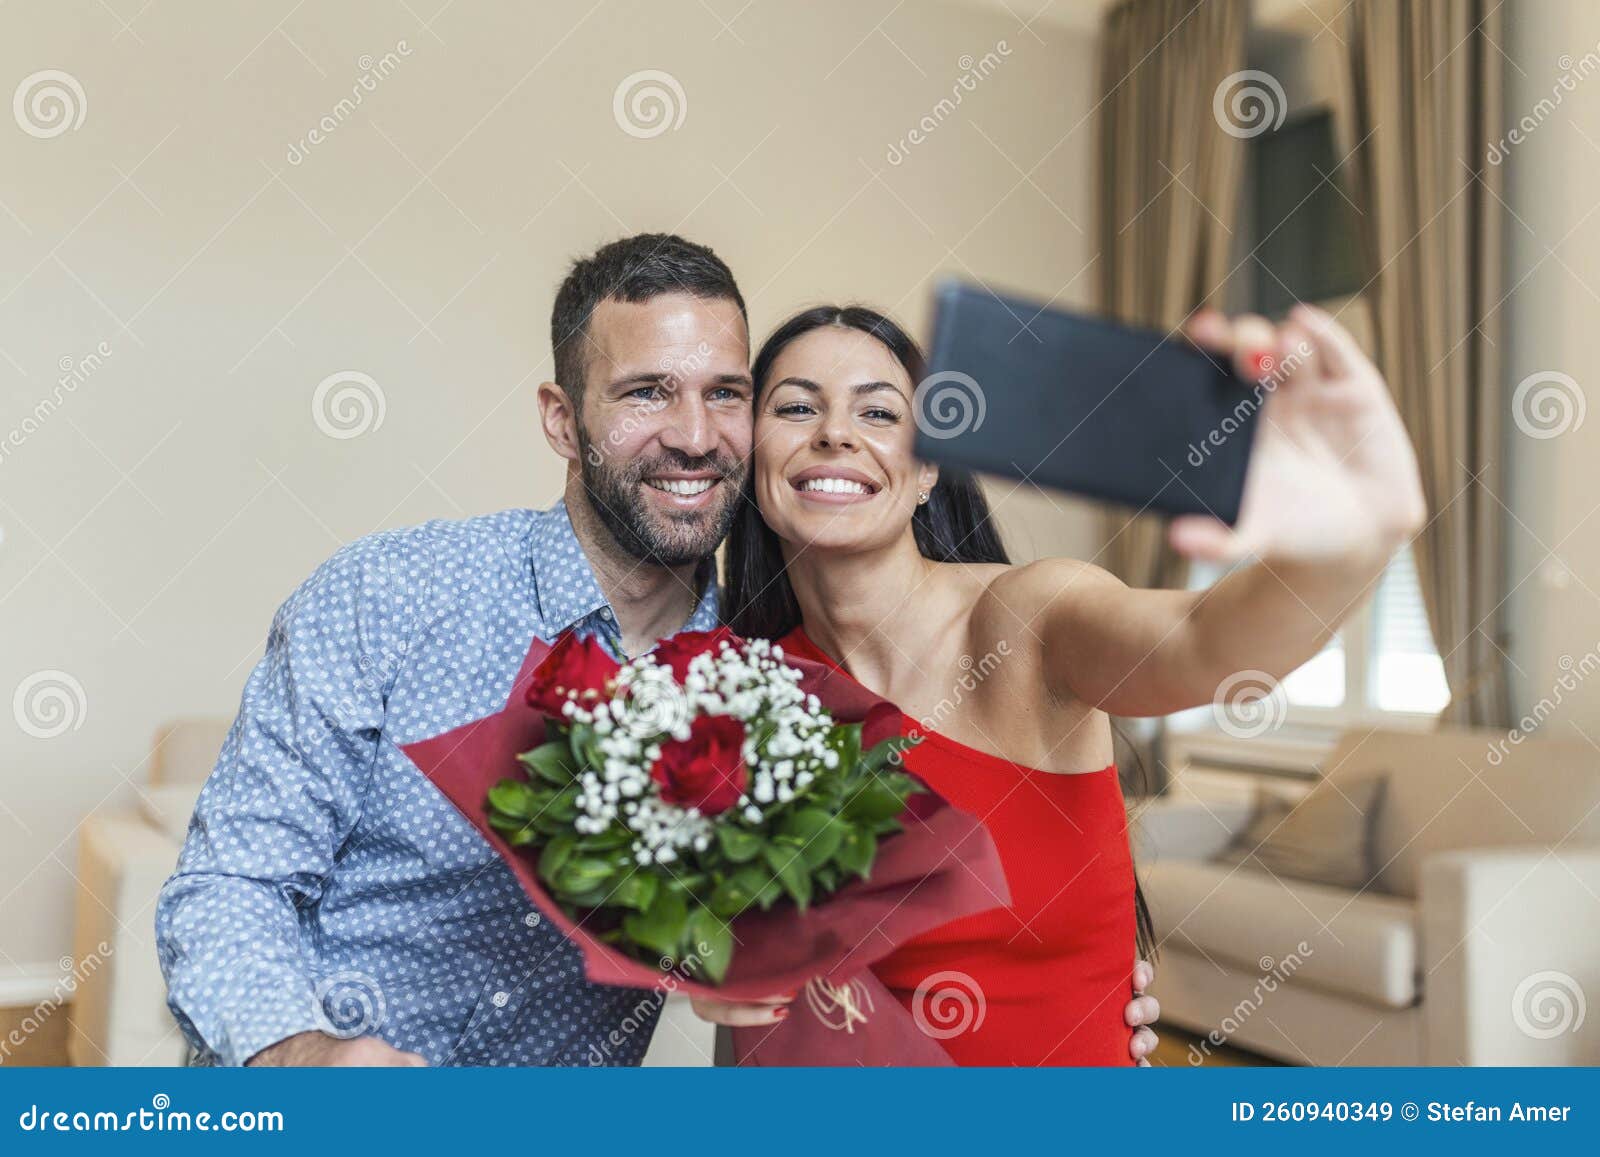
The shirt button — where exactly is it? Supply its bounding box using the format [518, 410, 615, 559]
[492, 991, 510, 1008]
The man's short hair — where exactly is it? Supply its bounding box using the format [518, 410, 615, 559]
[550, 233, 747, 404]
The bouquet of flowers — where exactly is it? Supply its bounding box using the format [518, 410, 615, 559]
[487, 627, 922, 983]
[403, 626, 1012, 1065]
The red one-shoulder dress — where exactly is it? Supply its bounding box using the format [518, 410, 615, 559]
[780, 627, 1138, 1066]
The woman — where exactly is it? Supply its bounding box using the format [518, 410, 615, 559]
[712, 302, 1424, 1065]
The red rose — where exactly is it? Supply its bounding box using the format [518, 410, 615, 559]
[651, 627, 741, 682]
[525, 631, 620, 718]
[650, 714, 749, 816]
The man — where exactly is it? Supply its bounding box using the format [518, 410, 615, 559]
[155, 233, 1160, 1065]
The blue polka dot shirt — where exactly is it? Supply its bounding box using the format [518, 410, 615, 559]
[154, 501, 720, 1066]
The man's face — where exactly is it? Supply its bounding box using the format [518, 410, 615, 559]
[573, 293, 753, 567]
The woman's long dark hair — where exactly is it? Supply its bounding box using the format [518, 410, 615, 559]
[722, 304, 1154, 962]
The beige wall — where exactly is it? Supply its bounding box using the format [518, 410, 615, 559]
[1502, 0, 1600, 736]
[0, 2, 1100, 973]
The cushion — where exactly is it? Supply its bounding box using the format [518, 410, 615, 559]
[1143, 857, 1419, 1007]
[1215, 774, 1388, 891]
[1320, 726, 1600, 898]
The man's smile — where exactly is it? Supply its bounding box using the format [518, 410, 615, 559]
[643, 472, 724, 510]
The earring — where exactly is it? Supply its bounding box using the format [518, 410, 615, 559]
[917, 489, 930, 505]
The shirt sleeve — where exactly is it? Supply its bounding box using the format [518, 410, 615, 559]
[154, 531, 417, 1066]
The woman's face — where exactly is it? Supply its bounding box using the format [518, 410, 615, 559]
[753, 325, 938, 555]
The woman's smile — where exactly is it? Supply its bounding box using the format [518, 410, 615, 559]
[788, 464, 882, 505]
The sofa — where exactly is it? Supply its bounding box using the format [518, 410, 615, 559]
[69, 719, 714, 1066]
[1136, 724, 1600, 1065]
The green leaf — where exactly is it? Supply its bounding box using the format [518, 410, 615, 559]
[829, 722, 862, 773]
[834, 825, 876, 878]
[780, 808, 843, 869]
[506, 826, 539, 848]
[487, 779, 540, 820]
[610, 872, 660, 913]
[541, 790, 580, 823]
[814, 864, 840, 893]
[554, 855, 619, 895]
[763, 843, 812, 910]
[560, 885, 615, 908]
[570, 722, 605, 768]
[623, 887, 689, 959]
[537, 834, 578, 883]
[577, 827, 631, 852]
[778, 807, 831, 841]
[530, 812, 572, 837]
[709, 864, 771, 919]
[672, 872, 709, 893]
[685, 906, 734, 984]
[714, 825, 765, 864]
[754, 874, 784, 910]
[842, 778, 910, 824]
[861, 734, 921, 776]
[518, 741, 579, 785]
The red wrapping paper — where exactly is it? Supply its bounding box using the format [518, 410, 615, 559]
[402, 633, 1011, 1065]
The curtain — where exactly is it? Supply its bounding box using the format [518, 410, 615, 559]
[1339, 0, 1510, 728]
[1095, 0, 1249, 791]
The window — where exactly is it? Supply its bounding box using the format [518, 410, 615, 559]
[1174, 545, 1449, 730]
[1370, 545, 1451, 714]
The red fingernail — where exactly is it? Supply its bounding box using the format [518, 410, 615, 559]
[774, 1007, 789, 1020]
[1250, 352, 1274, 378]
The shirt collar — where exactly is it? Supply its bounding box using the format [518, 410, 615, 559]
[530, 499, 722, 641]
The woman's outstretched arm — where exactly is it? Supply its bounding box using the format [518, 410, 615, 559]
[996, 304, 1426, 719]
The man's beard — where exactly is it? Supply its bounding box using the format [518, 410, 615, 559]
[574, 425, 746, 568]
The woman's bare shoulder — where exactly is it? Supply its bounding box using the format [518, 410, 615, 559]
[927, 559, 1131, 663]
[979, 557, 1128, 620]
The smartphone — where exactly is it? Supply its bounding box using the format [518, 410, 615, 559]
[915, 281, 1260, 524]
